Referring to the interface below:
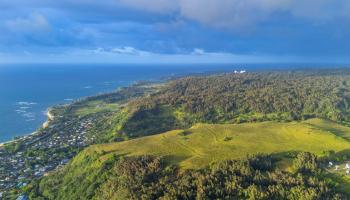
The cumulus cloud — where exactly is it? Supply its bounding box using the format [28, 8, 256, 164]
[112, 46, 149, 55]
[0, 0, 349, 60]
[192, 48, 205, 55]
[5, 13, 51, 33]
[92, 46, 151, 56]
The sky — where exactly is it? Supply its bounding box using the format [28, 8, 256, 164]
[0, 0, 350, 63]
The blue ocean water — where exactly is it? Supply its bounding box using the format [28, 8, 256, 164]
[0, 63, 347, 143]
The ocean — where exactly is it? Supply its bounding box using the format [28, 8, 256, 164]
[0, 63, 347, 143]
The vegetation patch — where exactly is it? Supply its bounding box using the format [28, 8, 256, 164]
[27, 154, 347, 199]
[76, 118, 350, 169]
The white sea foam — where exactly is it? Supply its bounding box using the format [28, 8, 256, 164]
[15, 110, 27, 113]
[19, 106, 31, 109]
[15, 103, 36, 115]
[16, 101, 38, 106]
[22, 112, 35, 118]
[103, 81, 116, 86]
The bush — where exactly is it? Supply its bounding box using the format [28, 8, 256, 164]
[293, 152, 318, 174]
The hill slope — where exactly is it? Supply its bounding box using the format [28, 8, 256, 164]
[82, 118, 350, 169]
[26, 118, 350, 199]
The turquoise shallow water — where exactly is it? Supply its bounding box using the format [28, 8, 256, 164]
[0, 63, 347, 143]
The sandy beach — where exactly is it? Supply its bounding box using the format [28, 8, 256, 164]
[42, 109, 54, 129]
[0, 109, 54, 148]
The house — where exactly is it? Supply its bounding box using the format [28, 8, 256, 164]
[16, 195, 28, 200]
[34, 171, 42, 176]
[17, 182, 27, 188]
[345, 163, 350, 169]
[329, 162, 333, 167]
[60, 158, 70, 165]
[335, 165, 339, 170]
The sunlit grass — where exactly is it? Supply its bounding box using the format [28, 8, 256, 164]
[85, 118, 350, 169]
[74, 100, 120, 116]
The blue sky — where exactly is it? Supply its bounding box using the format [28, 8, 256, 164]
[0, 0, 350, 63]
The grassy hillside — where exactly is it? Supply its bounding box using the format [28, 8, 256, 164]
[26, 118, 350, 199]
[82, 118, 350, 169]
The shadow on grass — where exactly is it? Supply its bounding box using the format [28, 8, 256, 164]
[306, 119, 350, 141]
[177, 130, 192, 137]
[162, 154, 190, 165]
[325, 148, 350, 163]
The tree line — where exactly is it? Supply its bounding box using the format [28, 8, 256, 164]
[27, 153, 344, 200]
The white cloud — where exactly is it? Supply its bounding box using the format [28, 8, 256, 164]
[111, 46, 150, 55]
[5, 12, 50, 33]
[92, 48, 105, 54]
[192, 48, 205, 55]
[92, 46, 151, 56]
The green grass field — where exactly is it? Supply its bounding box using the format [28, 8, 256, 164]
[84, 118, 350, 169]
[74, 100, 120, 116]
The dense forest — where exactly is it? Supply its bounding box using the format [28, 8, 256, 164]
[120, 70, 350, 137]
[26, 153, 344, 200]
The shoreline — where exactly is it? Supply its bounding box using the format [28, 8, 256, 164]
[0, 109, 54, 148]
[0, 80, 158, 148]
[42, 109, 54, 129]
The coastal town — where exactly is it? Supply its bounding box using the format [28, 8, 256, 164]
[0, 99, 119, 199]
[0, 107, 100, 198]
[0, 83, 158, 199]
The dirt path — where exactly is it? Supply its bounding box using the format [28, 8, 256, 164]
[161, 134, 205, 157]
[204, 126, 219, 143]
